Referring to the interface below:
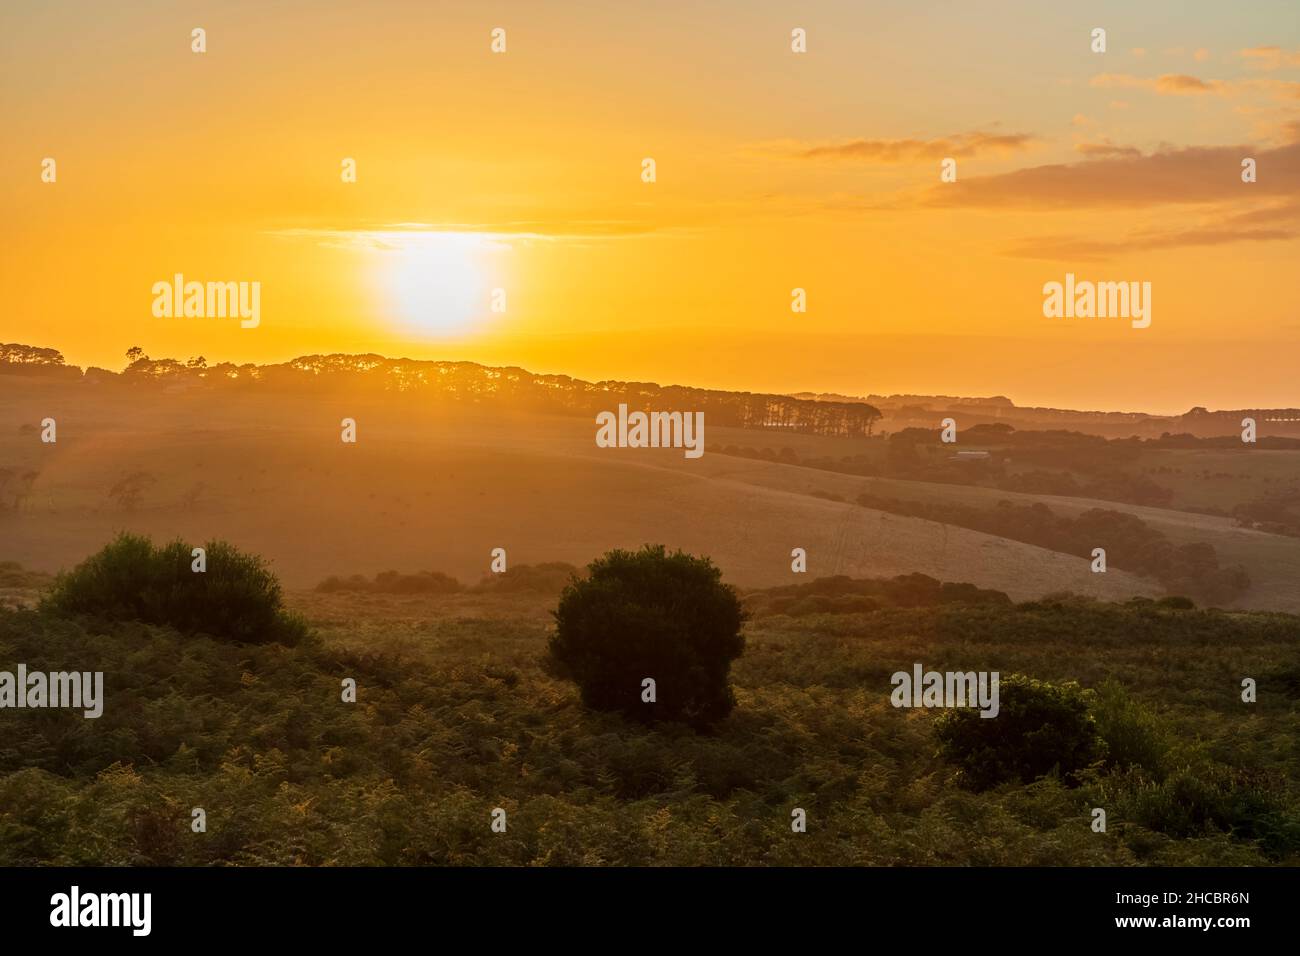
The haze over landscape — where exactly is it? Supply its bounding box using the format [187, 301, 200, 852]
[2, 0, 1299, 875]
[4, 0, 1299, 412]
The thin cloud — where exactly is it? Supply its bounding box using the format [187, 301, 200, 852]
[1074, 141, 1141, 158]
[1089, 73, 1156, 90]
[1004, 225, 1296, 261]
[1240, 46, 1300, 71]
[1003, 200, 1300, 260]
[1090, 72, 1225, 95]
[785, 130, 1035, 163]
[1091, 71, 1300, 101]
[269, 219, 663, 248]
[1156, 73, 1222, 95]
[915, 141, 1300, 210]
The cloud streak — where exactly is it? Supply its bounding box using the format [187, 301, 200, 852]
[1074, 141, 1142, 158]
[786, 130, 1036, 163]
[1004, 197, 1300, 260]
[269, 219, 663, 249]
[915, 142, 1300, 210]
[1090, 71, 1300, 101]
[1090, 72, 1225, 95]
[1240, 46, 1300, 71]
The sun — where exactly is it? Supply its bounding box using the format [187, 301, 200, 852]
[375, 232, 497, 336]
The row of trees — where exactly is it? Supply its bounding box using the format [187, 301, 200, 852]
[0, 343, 80, 379]
[855, 493, 1252, 606]
[2, 344, 884, 439]
[131, 351, 885, 438]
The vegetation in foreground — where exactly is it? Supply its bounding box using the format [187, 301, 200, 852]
[0, 538, 1297, 866]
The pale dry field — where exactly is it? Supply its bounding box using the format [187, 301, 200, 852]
[9, 374, 1289, 608]
[693, 455, 1300, 612]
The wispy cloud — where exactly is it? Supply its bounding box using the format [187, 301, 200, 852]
[1004, 222, 1297, 261]
[767, 130, 1036, 163]
[913, 141, 1300, 210]
[1005, 197, 1300, 260]
[1239, 46, 1300, 71]
[1090, 72, 1225, 95]
[269, 219, 663, 249]
[1074, 140, 1141, 158]
[1091, 71, 1300, 101]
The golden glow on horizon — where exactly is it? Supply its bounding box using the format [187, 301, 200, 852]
[2, 1, 1298, 412]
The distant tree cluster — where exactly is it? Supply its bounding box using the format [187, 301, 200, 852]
[1233, 491, 1300, 538]
[240, 355, 883, 438]
[0, 343, 78, 378]
[855, 493, 1251, 606]
[43, 533, 307, 645]
[742, 572, 1012, 617]
[3, 345, 882, 440]
[315, 562, 581, 596]
[0, 343, 67, 366]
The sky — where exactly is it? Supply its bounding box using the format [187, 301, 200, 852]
[2, 0, 1298, 414]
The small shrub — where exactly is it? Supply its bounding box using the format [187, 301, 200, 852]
[315, 574, 372, 593]
[42, 533, 306, 645]
[547, 545, 746, 729]
[1270, 660, 1300, 700]
[1091, 680, 1170, 776]
[473, 562, 580, 594]
[938, 581, 1013, 606]
[934, 674, 1106, 790]
[1120, 766, 1300, 857]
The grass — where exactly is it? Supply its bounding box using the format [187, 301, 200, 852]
[3, 562, 1294, 866]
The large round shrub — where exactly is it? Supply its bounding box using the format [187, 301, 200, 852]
[548, 545, 746, 728]
[933, 674, 1105, 789]
[42, 533, 306, 645]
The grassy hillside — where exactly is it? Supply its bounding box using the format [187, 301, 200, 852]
[1, 561, 1296, 866]
[681, 439, 1300, 612]
[0, 378, 1164, 604]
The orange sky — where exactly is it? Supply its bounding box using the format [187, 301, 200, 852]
[3, 0, 1298, 414]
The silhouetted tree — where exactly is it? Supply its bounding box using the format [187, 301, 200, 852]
[548, 545, 746, 729]
[107, 472, 155, 512]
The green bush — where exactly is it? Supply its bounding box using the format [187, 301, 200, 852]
[1119, 766, 1300, 858]
[315, 573, 373, 593]
[42, 533, 306, 645]
[742, 573, 1009, 617]
[1091, 680, 1170, 776]
[934, 674, 1105, 790]
[3, 554, 1299, 866]
[547, 545, 746, 728]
